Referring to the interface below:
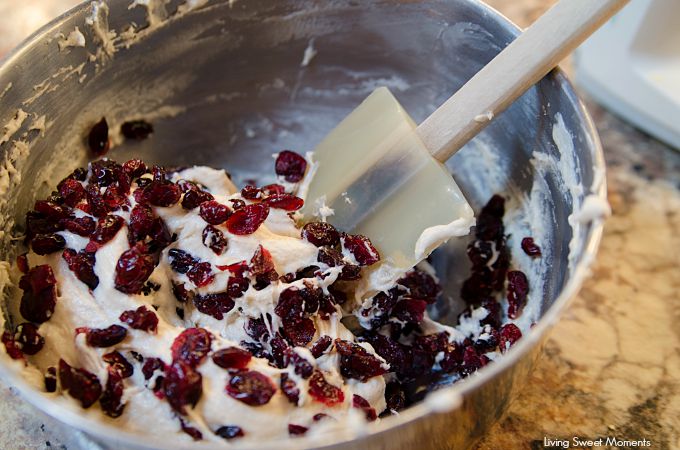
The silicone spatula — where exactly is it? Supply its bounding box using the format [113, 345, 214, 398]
[301, 0, 628, 270]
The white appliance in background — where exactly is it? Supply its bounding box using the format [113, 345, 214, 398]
[574, 0, 680, 150]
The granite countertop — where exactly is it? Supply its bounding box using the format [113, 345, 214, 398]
[1, 1, 678, 449]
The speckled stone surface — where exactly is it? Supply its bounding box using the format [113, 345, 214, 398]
[1, 1, 678, 449]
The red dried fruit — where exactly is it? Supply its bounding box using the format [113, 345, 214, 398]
[44, 367, 57, 392]
[61, 216, 96, 236]
[59, 359, 102, 408]
[241, 185, 262, 200]
[282, 318, 316, 347]
[187, 262, 214, 287]
[313, 413, 330, 422]
[92, 214, 125, 245]
[288, 424, 308, 436]
[397, 269, 442, 302]
[16, 254, 29, 274]
[123, 159, 148, 178]
[114, 243, 155, 294]
[473, 326, 500, 353]
[2, 332, 23, 359]
[250, 245, 278, 287]
[263, 193, 304, 211]
[280, 373, 300, 405]
[85, 183, 108, 217]
[334, 339, 386, 381]
[310, 335, 333, 358]
[284, 348, 314, 378]
[227, 276, 249, 299]
[168, 249, 196, 274]
[119, 306, 158, 332]
[199, 201, 231, 225]
[275, 287, 305, 320]
[308, 370, 344, 406]
[193, 292, 235, 320]
[215, 426, 244, 440]
[352, 394, 377, 421]
[142, 181, 181, 207]
[226, 370, 275, 406]
[163, 361, 203, 414]
[460, 346, 482, 375]
[62, 249, 99, 290]
[506, 270, 529, 319]
[275, 150, 307, 182]
[171, 328, 212, 367]
[182, 187, 214, 210]
[521, 237, 542, 257]
[364, 334, 408, 376]
[391, 299, 427, 324]
[212, 347, 252, 370]
[499, 323, 522, 353]
[31, 234, 66, 255]
[59, 179, 86, 207]
[100, 369, 125, 417]
[34, 200, 71, 221]
[78, 325, 127, 347]
[14, 323, 44, 355]
[88, 118, 110, 155]
[121, 120, 153, 140]
[180, 420, 202, 441]
[202, 225, 228, 255]
[103, 351, 134, 378]
[128, 204, 155, 243]
[385, 381, 406, 411]
[302, 222, 340, 247]
[262, 184, 285, 196]
[225, 203, 269, 235]
[476, 195, 505, 241]
[172, 282, 194, 303]
[229, 199, 246, 210]
[142, 357, 166, 380]
[342, 234, 380, 266]
[19, 265, 57, 323]
[245, 317, 270, 342]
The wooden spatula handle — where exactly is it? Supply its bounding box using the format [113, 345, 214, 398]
[417, 0, 628, 163]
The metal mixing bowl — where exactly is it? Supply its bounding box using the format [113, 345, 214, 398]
[0, 0, 605, 449]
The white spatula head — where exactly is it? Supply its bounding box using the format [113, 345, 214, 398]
[301, 87, 474, 269]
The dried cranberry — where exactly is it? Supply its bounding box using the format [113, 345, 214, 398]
[90, 159, 123, 187]
[92, 214, 125, 245]
[61, 216, 96, 236]
[226, 370, 276, 406]
[171, 328, 212, 367]
[385, 381, 406, 411]
[14, 323, 44, 355]
[78, 325, 127, 347]
[44, 367, 57, 392]
[275, 150, 307, 182]
[187, 262, 214, 287]
[284, 349, 314, 378]
[119, 306, 158, 332]
[59, 179, 86, 207]
[103, 351, 134, 378]
[180, 420, 202, 440]
[199, 201, 231, 225]
[391, 299, 427, 324]
[280, 373, 299, 405]
[30, 234, 66, 255]
[84, 183, 108, 217]
[19, 265, 57, 323]
[476, 195, 505, 241]
[460, 346, 482, 375]
[269, 333, 289, 368]
[225, 203, 269, 235]
[142, 181, 181, 207]
[123, 159, 148, 178]
[342, 234, 380, 266]
[282, 318, 316, 347]
[34, 200, 71, 221]
[215, 426, 244, 440]
[2, 332, 23, 359]
[499, 323, 522, 352]
[230, 199, 246, 210]
[263, 193, 304, 211]
[398, 269, 441, 302]
[507, 270, 529, 319]
[172, 282, 194, 303]
[308, 370, 344, 406]
[313, 413, 331, 422]
[364, 334, 408, 376]
[100, 369, 125, 417]
[302, 222, 340, 247]
[121, 120, 153, 140]
[473, 326, 500, 353]
[16, 254, 29, 274]
[59, 359, 102, 408]
[202, 225, 228, 255]
[352, 394, 377, 421]
[288, 424, 308, 436]
[168, 249, 197, 274]
[163, 361, 203, 414]
[142, 357, 166, 380]
[88, 118, 110, 155]
[263, 184, 285, 196]
[114, 243, 155, 294]
[521, 237, 542, 257]
[250, 245, 278, 287]
[128, 204, 155, 243]
[227, 276, 249, 299]
[241, 185, 262, 200]
[275, 287, 305, 320]
[245, 317, 270, 342]
[181, 187, 214, 210]
[334, 339, 386, 381]
[62, 249, 99, 290]
[212, 347, 252, 370]
[193, 292, 235, 320]
[310, 335, 333, 358]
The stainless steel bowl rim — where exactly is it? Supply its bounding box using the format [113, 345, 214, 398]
[0, 1, 606, 449]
